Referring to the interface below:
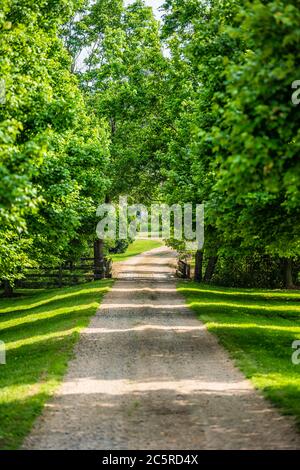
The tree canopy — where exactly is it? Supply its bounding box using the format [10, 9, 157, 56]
[1, 0, 299, 290]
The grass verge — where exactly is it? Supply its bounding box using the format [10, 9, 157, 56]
[178, 281, 300, 428]
[0, 280, 113, 449]
[111, 239, 163, 262]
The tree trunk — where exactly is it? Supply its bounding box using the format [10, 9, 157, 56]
[194, 250, 203, 282]
[283, 258, 294, 289]
[3, 281, 13, 297]
[110, 118, 116, 136]
[204, 256, 218, 283]
[94, 239, 104, 280]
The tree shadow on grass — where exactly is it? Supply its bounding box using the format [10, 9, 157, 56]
[179, 282, 300, 431]
[178, 284, 300, 303]
[0, 280, 113, 450]
[0, 281, 112, 319]
[179, 286, 300, 321]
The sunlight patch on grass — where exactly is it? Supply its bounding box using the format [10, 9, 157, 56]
[182, 285, 300, 299]
[0, 286, 106, 314]
[1, 301, 99, 331]
[178, 281, 300, 428]
[0, 280, 113, 450]
[189, 300, 300, 313]
[202, 320, 300, 334]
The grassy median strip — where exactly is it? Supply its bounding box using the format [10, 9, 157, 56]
[0, 280, 113, 450]
[178, 282, 300, 428]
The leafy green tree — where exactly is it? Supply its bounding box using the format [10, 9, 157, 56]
[212, 0, 300, 287]
[160, 0, 242, 280]
[1, 0, 299, 293]
[161, 0, 299, 287]
[69, 0, 167, 202]
[0, 0, 109, 293]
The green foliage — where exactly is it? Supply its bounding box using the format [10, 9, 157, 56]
[213, 252, 287, 288]
[68, 0, 168, 201]
[1, 0, 299, 288]
[0, 0, 109, 285]
[212, 0, 300, 259]
[161, 0, 300, 285]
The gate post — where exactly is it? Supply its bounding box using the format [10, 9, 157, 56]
[194, 250, 203, 282]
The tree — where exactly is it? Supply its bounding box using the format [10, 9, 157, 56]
[68, 0, 168, 203]
[212, 0, 300, 287]
[160, 0, 243, 280]
[0, 0, 109, 292]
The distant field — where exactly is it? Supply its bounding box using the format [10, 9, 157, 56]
[111, 239, 163, 262]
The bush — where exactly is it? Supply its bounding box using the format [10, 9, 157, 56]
[212, 253, 289, 289]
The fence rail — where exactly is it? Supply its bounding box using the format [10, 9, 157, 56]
[15, 257, 112, 289]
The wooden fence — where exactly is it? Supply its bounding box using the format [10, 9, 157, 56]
[16, 257, 112, 289]
[176, 259, 191, 279]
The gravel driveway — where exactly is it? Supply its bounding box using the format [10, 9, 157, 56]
[23, 246, 300, 449]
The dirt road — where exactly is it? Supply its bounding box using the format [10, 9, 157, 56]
[23, 246, 300, 449]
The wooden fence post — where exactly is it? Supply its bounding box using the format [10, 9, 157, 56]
[94, 239, 104, 280]
[3, 280, 14, 297]
[58, 265, 63, 288]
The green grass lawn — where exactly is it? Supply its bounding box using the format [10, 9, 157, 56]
[0, 280, 113, 450]
[111, 239, 163, 262]
[178, 282, 300, 428]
